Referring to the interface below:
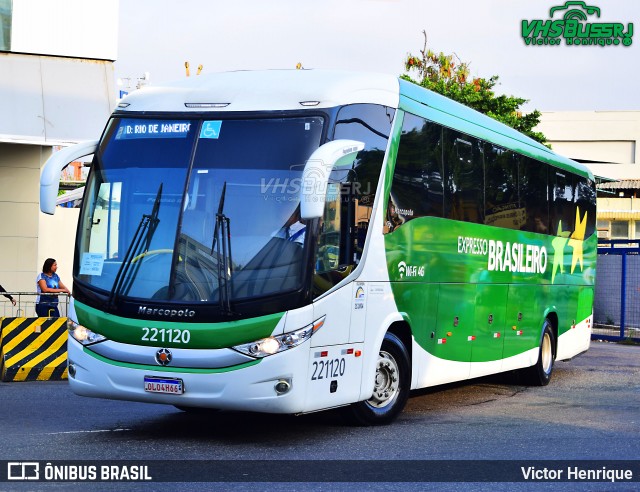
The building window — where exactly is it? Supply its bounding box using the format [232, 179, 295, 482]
[0, 0, 11, 51]
[611, 221, 629, 239]
[596, 219, 609, 239]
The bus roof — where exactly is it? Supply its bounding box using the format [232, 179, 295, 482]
[117, 69, 592, 180]
[117, 69, 400, 113]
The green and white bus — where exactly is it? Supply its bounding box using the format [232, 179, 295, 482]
[40, 70, 596, 425]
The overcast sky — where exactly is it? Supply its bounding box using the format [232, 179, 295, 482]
[114, 0, 639, 112]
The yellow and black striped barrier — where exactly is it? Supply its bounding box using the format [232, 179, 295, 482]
[0, 317, 68, 382]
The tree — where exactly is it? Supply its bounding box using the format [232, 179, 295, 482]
[403, 32, 547, 145]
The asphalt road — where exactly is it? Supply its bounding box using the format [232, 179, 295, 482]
[0, 341, 638, 491]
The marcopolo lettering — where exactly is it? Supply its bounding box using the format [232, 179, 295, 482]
[138, 306, 196, 318]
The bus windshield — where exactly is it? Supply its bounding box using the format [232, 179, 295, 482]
[75, 116, 324, 305]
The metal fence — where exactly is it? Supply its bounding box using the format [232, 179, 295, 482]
[594, 240, 640, 342]
[0, 292, 70, 319]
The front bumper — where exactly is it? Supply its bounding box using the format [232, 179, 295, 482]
[67, 336, 310, 414]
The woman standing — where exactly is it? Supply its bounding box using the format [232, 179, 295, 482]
[36, 258, 70, 317]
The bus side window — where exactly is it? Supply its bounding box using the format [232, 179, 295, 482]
[520, 157, 550, 234]
[387, 113, 443, 233]
[313, 104, 393, 297]
[312, 179, 353, 298]
[442, 128, 483, 224]
[484, 145, 521, 230]
[333, 104, 394, 251]
[315, 182, 342, 273]
[575, 177, 596, 238]
[550, 169, 576, 235]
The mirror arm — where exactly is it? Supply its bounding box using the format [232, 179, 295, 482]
[40, 140, 99, 215]
[300, 139, 364, 220]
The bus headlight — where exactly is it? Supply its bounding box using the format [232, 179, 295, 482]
[67, 319, 107, 346]
[232, 316, 325, 358]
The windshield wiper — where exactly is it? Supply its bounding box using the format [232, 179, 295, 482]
[108, 183, 163, 309]
[211, 181, 235, 316]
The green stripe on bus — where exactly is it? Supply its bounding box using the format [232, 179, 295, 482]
[74, 301, 284, 349]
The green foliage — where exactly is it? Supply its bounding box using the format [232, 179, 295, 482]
[403, 32, 548, 145]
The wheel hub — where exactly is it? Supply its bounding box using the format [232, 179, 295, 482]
[541, 332, 553, 375]
[368, 351, 400, 408]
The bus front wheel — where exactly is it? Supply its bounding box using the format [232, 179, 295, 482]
[521, 319, 555, 386]
[342, 332, 410, 426]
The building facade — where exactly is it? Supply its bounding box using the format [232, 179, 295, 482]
[0, 0, 117, 301]
[537, 111, 640, 240]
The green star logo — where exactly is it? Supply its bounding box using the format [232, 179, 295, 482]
[551, 207, 588, 284]
[551, 221, 571, 284]
[568, 207, 588, 273]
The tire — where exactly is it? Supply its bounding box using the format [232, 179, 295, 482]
[521, 319, 555, 386]
[342, 332, 410, 426]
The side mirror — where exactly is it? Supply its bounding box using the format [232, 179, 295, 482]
[300, 139, 364, 219]
[40, 140, 99, 215]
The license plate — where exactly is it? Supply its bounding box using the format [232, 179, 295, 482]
[144, 376, 184, 395]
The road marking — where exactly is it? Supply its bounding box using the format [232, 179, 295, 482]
[45, 428, 131, 435]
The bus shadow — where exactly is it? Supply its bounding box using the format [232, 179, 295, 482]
[122, 405, 347, 443]
[119, 372, 528, 441]
[111, 369, 578, 441]
[404, 371, 529, 415]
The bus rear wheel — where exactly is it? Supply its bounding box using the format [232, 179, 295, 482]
[521, 319, 555, 386]
[342, 332, 410, 426]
